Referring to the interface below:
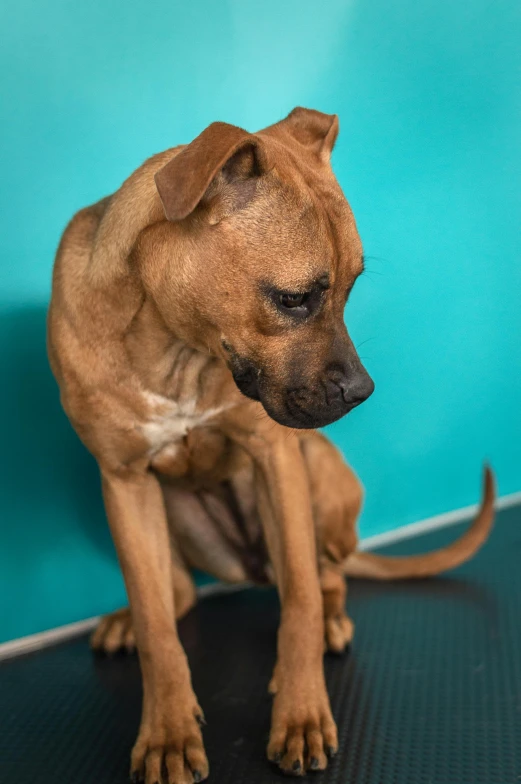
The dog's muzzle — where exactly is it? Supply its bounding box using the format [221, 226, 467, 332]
[226, 345, 374, 429]
[281, 365, 375, 429]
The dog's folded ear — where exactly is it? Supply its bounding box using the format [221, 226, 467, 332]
[155, 122, 269, 224]
[276, 107, 339, 162]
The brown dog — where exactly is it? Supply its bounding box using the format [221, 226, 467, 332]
[48, 107, 495, 782]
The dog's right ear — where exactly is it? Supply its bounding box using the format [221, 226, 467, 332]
[155, 122, 269, 223]
[274, 107, 339, 163]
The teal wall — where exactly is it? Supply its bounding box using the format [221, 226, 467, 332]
[1, 0, 520, 643]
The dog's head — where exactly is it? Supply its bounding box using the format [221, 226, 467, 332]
[152, 108, 374, 429]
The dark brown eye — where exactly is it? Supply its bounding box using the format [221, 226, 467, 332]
[267, 285, 322, 320]
[279, 292, 307, 309]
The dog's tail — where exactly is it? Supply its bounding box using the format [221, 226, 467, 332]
[343, 466, 495, 580]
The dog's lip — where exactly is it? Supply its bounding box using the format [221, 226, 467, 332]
[231, 368, 261, 402]
[263, 395, 350, 430]
[225, 346, 262, 402]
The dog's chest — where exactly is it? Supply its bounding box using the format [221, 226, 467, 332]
[142, 392, 230, 454]
[142, 392, 236, 479]
[138, 346, 238, 478]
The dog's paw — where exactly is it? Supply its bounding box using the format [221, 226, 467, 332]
[90, 607, 135, 655]
[267, 676, 337, 775]
[325, 611, 354, 654]
[131, 701, 208, 784]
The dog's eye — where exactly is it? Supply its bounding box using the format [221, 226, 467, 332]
[279, 292, 308, 309]
[266, 284, 323, 320]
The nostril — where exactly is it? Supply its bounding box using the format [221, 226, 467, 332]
[324, 374, 347, 405]
[335, 378, 350, 401]
[326, 370, 374, 408]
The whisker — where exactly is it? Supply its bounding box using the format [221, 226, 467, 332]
[361, 269, 384, 283]
[364, 254, 393, 265]
[356, 336, 377, 350]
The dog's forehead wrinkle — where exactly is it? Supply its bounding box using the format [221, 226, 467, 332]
[261, 261, 329, 293]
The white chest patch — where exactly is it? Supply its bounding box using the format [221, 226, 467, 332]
[141, 391, 232, 456]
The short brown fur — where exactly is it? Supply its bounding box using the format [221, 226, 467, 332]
[48, 108, 495, 782]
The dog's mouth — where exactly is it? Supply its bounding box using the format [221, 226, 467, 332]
[227, 360, 350, 430]
[224, 344, 370, 429]
[264, 393, 352, 429]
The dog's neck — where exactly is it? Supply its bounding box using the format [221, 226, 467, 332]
[125, 296, 240, 410]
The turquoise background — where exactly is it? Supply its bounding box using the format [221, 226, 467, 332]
[1, 0, 520, 643]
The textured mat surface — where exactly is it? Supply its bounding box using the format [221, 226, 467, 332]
[1, 505, 521, 784]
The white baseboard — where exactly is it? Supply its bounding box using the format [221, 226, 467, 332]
[0, 616, 101, 662]
[0, 582, 251, 662]
[1, 490, 520, 662]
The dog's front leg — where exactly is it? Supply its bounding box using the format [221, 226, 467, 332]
[253, 434, 337, 775]
[101, 469, 208, 784]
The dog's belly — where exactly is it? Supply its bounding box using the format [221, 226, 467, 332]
[161, 477, 272, 585]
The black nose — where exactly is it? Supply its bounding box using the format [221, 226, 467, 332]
[325, 366, 375, 410]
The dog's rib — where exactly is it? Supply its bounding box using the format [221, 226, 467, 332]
[344, 466, 495, 580]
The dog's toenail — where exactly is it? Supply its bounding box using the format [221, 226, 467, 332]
[292, 759, 302, 772]
[196, 714, 207, 727]
[193, 771, 202, 783]
[130, 773, 140, 784]
[272, 751, 283, 764]
[310, 757, 319, 769]
[326, 745, 338, 757]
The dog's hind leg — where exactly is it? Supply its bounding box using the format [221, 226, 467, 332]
[300, 431, 362, 653]
[320, 564, 354, 653]
[90, 606, 135, 655]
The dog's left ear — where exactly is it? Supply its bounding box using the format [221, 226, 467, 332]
[278, 107, 339, 163]
[155, 122, 270, 224]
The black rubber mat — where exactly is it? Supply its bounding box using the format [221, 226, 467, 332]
[2, 504, 521, 784]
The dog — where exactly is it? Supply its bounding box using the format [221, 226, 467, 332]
[48, 107, 495, 782]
